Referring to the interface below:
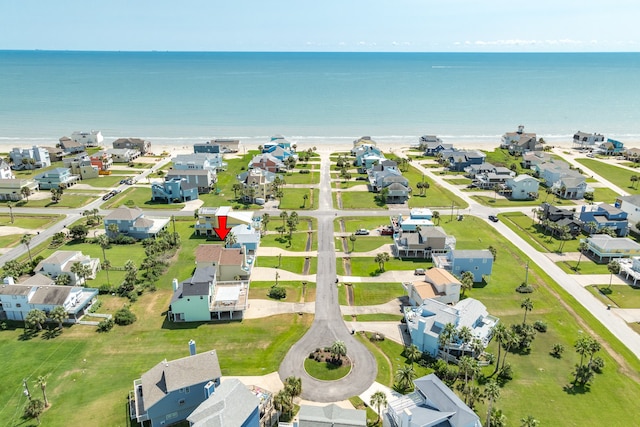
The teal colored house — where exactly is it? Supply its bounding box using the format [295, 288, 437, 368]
[434, 249, 494, 282]
[34, 167, 79, 190]
[131, 346, 221, 427]
[151, 177, 199, 203]
[169, 267, 216, 322]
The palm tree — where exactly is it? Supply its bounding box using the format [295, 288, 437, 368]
[432, 211, 440, 225]
[404, 344, 422, 365]
[520, 415, 539, 427]
[283, 376, 301, 411]
[484, 380, 501, 427]
[586, 221, 598, 235]
[280, 211, 288, 228]
[491, 323, 507, 375]
[21, 233, 33, 263]
[439, 322, 457, 362]
[457, 325, 473, 352]
[97, 234, 111, 285]
[21, 186, 32, 201]
[490, 408, 508, 427]
[36, 375, 49, 407]
[575, 241, 589, 270]
[49, 306, 67, 329]
[261, 213, 270, 235]
[492, 184, 501, 200]
[370, 390, 387, 425]
[55, 274, 71, 286]
[25, 309, 47, 331]
[349, 234, 357, 253]
[231, 183, 243, 198]
[631, 175, 638, 189]
[274, 389, 292, 420]
[520, 297, 533, 325]
[607, 260, 620, 290]
[70, 262, 89, 286]
[574, 336, 592, 379]
[330, 340, 347, 362]
[460, 271, 474, 297]
[302, 193, 309, 208]
[458, 355, 477, 398]
[374, 252, 390, 272]
[394, 364, 416, 391]
[107, 223, 119, 239]
[225, 231, 237, 248]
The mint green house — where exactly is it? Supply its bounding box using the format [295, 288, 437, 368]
[169, 267, 215, 322]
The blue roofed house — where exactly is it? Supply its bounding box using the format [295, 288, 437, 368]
[353, 145, 385, 170]
[151, 177, 199, 203]
[130, 345, 221, 427]
[505, 174, 540, 200]
[442, 149, 486, 172]
[187, 378, 261, 427]
[194, 138, 241, 154]
[104, 206, 170, 240]
[579, 203, 629, 237]
[596, 138, 625, 155]
[395, 209, 434, 232]
[386, 374, 482, 427]
[264, 145, 296, 162]
[34, 167, 80, 190]
[404, 298, 499, 360]
[433, 249, 494, 283]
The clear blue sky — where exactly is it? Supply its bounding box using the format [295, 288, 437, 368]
[2, 0, 638, 52]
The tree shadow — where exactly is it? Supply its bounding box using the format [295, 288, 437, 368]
[18, 329, 39, 341]
[563, 383, 591, 395]
[42, 327, 62, 340]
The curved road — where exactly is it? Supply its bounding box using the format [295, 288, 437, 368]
[278, 149, 377, 401]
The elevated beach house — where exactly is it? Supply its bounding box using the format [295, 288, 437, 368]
[10, 145, 51, 170]
[69, 130, 104, 147]
[504, 174, 539, 200]
[579, 203, 629, 237]
[107, 148, 140, 163]
[58, 137, 85, 154]
[195, 206, 258, 242]
[406, 267, 462, 306]
[615, 194, 640, 226]
[433, 249, 494, 283]
[393, 226, 456, 259]
[34, 167, 80, 190]
[500, 125, 538, 153]
[572, 131, 605, 150]
[0, 275, 98, 323]
[194, 138, 240, 154]
[63, 154, 100, 180]
[0, 178, 38, 201]
[297, 404, 367, 427]
[104, 206, 170, 240]
[113, 137, 151, 154]
[580, 234, 640, 262]
[151, 176, 199, 203]
[386, 374, 482, 427]
[130, 345, 221, 427]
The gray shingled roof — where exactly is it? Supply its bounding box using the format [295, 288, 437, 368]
[105, 206, 143, 221]
[298, 403, 366, 426]
[412, 374, 481, 427]
[29, 286, 71, 305]
[187, 378, 259, 426]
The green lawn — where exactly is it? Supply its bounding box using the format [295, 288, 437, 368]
[443, 178, 473, 185]
[576, 158, 640, 194]
[12, 193, 94, 209]
[338, 257, 428, 276]
[333, 179, 369, 189]
[261, 231, 317, 252]
[249, 281, 316, 303]
[103, 186, 186, 210]
[281, 171, 320, 185]
[555, 259, 611, 275]
[335, 236, 392, 253]
[482, 148, 527, 174]
[592, 186, 622, 203]
[263, 216, 317, 233]
[0, 213, 63, 229]
[338, 282, 404, 306]
[304, 357, 351, 380]
[334, 216, 392, 233]
[472, 195, 577, 208]
[500, 211, 584, 253]
[586, 284, 640, 308]
[343, 313, 404, 322]
[335, 191, 386, 209]
[256, 256, 317, 275]
[278, 188, 318, 210]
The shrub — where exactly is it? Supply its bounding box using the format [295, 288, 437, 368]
[516, 283, 534, 293]
[299, 169, 310, 174]
[88, 300, 102, 313]
[98, 284, 113, 295]
[551, 343, 565, 358]
[533, 320, 547, 332]
[309, 353, 315, 359]
[268, 286, 286, 299]
[114, 306, 137, 325]
[498, 363, 513, 381]
[97, 318, 114, 332]
[591, 356, 605, 373]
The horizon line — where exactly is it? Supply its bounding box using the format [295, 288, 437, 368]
[1, 49, 639, 54]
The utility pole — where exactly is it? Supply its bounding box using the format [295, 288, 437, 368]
[524, 260, 530, 285]
[23, 379, 31, 401]
[450, 202, 455, 222]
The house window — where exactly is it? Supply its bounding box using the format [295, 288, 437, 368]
[178, 399, 185, 406]
[16, 303, 21, 308]
[185, 386, 190, 394]
[475, 266, 479, 270]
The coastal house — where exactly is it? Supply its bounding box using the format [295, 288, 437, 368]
[194, 138, 240, 154]
[70, 130, 104, 147]
[9, 145, 51, 170]
[386, 374, 482, 427]
[58, 137, 85, 154]
[404, 298, 499, 359]
[264, 135, 293, 152]
[418, 135, 453, 156]
[368, 165, 410, 203]
[0, 160, 15, 179]
[406, 267, 462, 306]
[581, 234, 640, 262]
[195, 206, 258, 241]
[297, 404, 367, 427]
[352, 136, 377, 150]
[432, 249, 494, 283]
[34, 167, 80, 190]
[44, 146, 65, 162]
[166, 169, 215, 194]
[500, 125, 538, 151]
[521, 151, 552, 169]
[615, 195, 640, 226]
[572, 131, 605, 150]
[187, 378, 262, 427]
[505, 174, 539, 200]
[464, 162, 495, 179]
[236, 168, 279, 203]
[249, 153, 285, 173]
[0, 275, 98, 323]
[624, 148, 640, 162]
[130, 345, 221, 427]
[579, 203, 629, 237]
[107, 148, 141, 163]
[352, 144, 385, 168]
[172, 153, 225, 173]
[63, 154, 100, 180]
[539, 202, 583, 237]
[393, 227, 456, 259]
[471, 166, 515, 190]
[89, 150, 113, 174]
[151, 177, 199, 203]
[442, 149, 486, 172]
[596, 138, 625, 155]
[195, 244, 251, 281]
[534, 161, 588, 199]
[395, 209, 434, 232]
[619, 257, 640, 286]
[113, 137, 151, 154]
[104, 206, 170, 240]
[264, 145, 296, 163]
[0, 178, 38, 201]
[33, 250, 101, 286]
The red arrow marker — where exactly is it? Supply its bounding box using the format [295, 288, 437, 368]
[214, 215, 232, 240]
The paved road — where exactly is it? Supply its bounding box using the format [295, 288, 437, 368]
[278, 149, 377, 402]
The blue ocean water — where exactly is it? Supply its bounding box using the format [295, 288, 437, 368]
[1, 51, 639, 147]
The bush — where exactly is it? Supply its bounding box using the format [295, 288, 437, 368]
[268, 286, 286, 299]
[97, 318, 114, 332]
[533, 320, 547, 332]
[98, 284, 113, 295]
[516, 283, 534, 293]
[299, 169, 310, 174]
[88, 300, 102, 313]
[498, 363, 513, 381]
[114, 306, 137, 325]
[550, 343, 565, 358]
[591, 356, 605, 373]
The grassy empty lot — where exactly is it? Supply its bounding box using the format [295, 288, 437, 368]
[261, 232, 317, 252]
[256, 256, 317, 275]
[335, 236, 391, 253]
[500, 211, 583, 253]
[337, 282, 404, 306]
[586, 284, 640, 309]
[103, 186, 186, 210]
[334, 191, 386, 209]
[334, 216, 392, 233]
[576, 158, 640, 194]
[338, 257, 428, 276]
[278, 188, 318, 210]
[250, 280, 316, 303]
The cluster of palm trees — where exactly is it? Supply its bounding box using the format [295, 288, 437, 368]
[273, 376, 301, 421]
[374, 252, 390, 272]
[25, 305, 67, 333]
[274, 211, 299, 241]
[573, 335, 603, 388]
[50, 187, 64, 203]
[437, 323, 486, 364]
[23, 375, 50, 425]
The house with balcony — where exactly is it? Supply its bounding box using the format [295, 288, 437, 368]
[352, 136, 377, 150]
[386, 374, 481, 427]
[615, 195, 640, 226]
[393, 227, 455, 259]
[572, 131, 605, 150]
[353, 145, 385, 169]
[194, 138, 240, 154]
[173, 153, 225, 173]
[432, 249, 494, 283]
[505, 174, 539, 200]
[264, 135, 293, 152]
[264, 145, 296, 163]
[107, 148, 141, 163]
[395, 209, 434, 233]
[166, 169, 215, 194]
[624, 148, 640, 162]
[0, 160, 15, 179]
[195, 244, 251, 281]
[113, 137, 151, 154]
[151, 177, 199, 203]
[104, 206, 170, 240]
[404, 298, 499, 359]
[368, 165, 410, 203]
[534, 161, 588, 199]
[442, 149, 486, 172]
[187, 379, 262, 427]
[63, 154, 99, 180]
[596, 138, 625, 155]
[33, 250, 101, 286]
[0, 275, 98, 323]
[236, 168, 278, 203]
[521, 151, 552, 169]
[89, 150, 113, 174]
[44, 146, 65, 162]
[539, 202, 583, 237]
[34, 167, 80, 190]
[58, 137, 85, 154]
[0, 178, 38, 201]
[464, 162, 495, 179]
[579, 203, 629, 237]
[195, 206, 258, 242]
[472, 166, 515, 190]
[581, 234, 640, 262]
[500, 125, 537, 151]
[406, 268, 462, 306]
[249, 153, 285, 173]
[9, 145, 51, 170]
[130, 346, 221, 427]
[418, 135, 453, 156]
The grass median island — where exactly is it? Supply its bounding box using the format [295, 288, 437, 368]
[304, 349, 351, 381]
